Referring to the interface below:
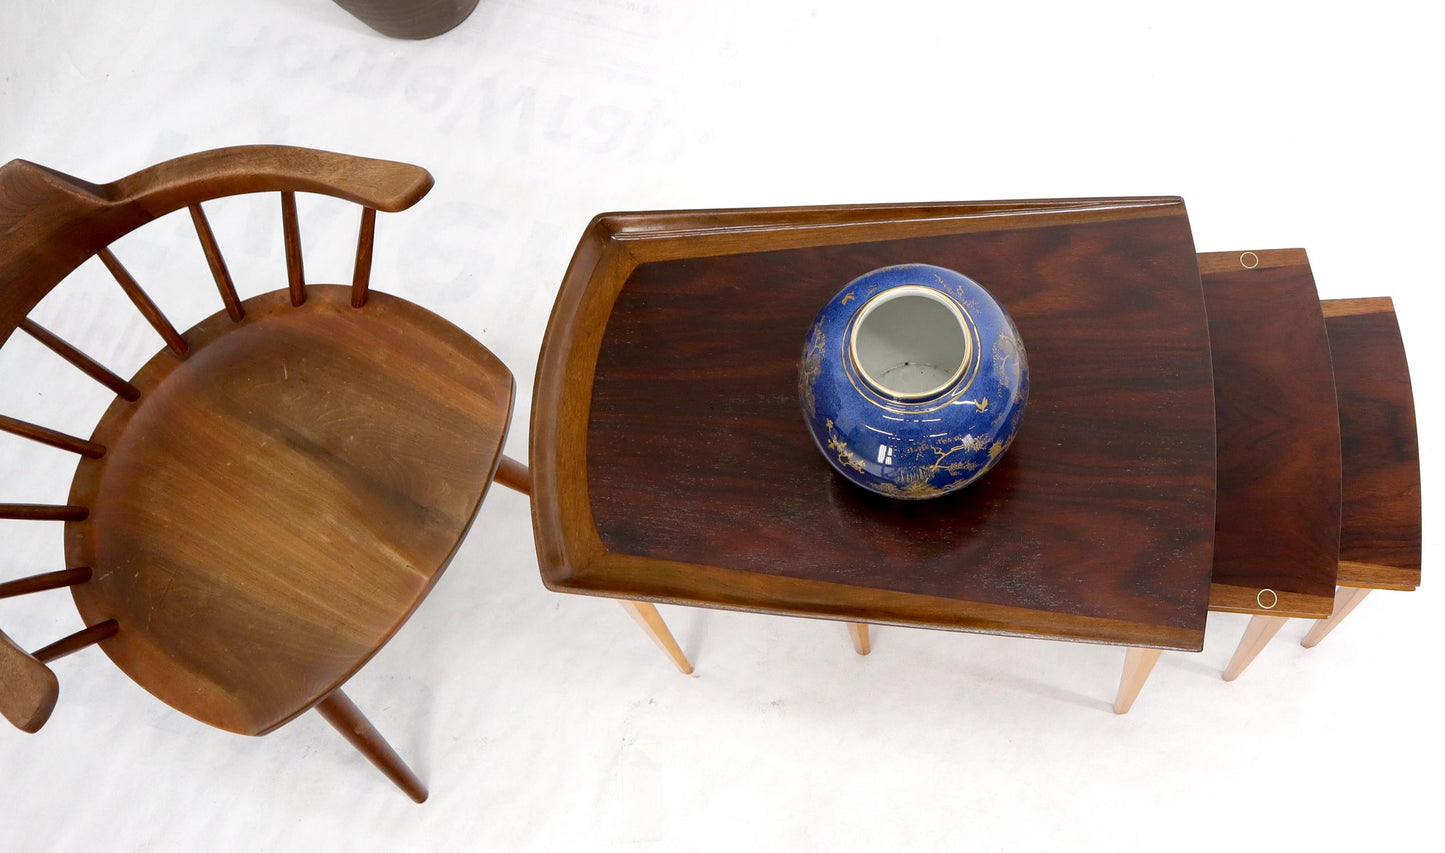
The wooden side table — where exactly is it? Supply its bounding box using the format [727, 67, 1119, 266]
[1230, 296, 1420, 673]
[1319, 297, 1422, 601]
[1115, 249, 1346, 710]
[531, 199, 1220, 698]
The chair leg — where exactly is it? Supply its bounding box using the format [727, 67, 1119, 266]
[315, 689, 428, 803]
[1302, 586, 1372, 649]
[618, 600, 694, 674]
[847, 623, 871, 655]
[493, 455, 531, 495]
[1222, 615, 1288, 682]
[1113, 647, 1162, 714]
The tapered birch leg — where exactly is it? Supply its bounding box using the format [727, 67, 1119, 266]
[619, 600, 693, 674]
[1302, 586, 1372, 649]
[847, 623, 871, 655]
[1113, 647, 1162, 714]
[1222, 615, 1288, 681]
[315, 689, 427, 803]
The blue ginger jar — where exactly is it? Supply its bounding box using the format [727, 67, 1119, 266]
[799, 264, 1028, 499]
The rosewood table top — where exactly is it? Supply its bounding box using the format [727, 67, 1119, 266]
[1198, 250, 1342, 618]
[1324, 298, 1422, 590]
[531, 199, 1221, 651]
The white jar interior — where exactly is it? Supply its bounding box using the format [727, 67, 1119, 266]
[849, 286, 971, 401]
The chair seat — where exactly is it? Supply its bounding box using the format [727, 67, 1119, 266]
[63, 286, 513, 735]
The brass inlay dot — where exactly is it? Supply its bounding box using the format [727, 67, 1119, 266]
[1257, 588, 1278, 609]
[1240, 251, 1260, 270]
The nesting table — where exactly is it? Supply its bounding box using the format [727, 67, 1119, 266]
[528, 198, 1396, 708]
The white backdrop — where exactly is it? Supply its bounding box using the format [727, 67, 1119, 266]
[0, 1, 1439, 850]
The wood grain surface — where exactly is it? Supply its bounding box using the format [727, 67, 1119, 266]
[1323, 299, 1421, 589]
[1197, 250, 1340, 618]
[533, 199, 1218, 650]
[64, 286, 513, 735]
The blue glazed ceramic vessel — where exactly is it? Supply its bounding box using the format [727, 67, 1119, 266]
[799, 263, 1029, 499]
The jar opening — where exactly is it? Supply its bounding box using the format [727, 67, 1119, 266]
[848, 286, 972, 401]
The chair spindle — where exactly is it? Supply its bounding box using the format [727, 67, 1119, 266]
[281, 191, 306, 306]
[189, 203, 244, 322]
[0, 567, 92, 599]
[0, 504, 89, 521]
[352, 207, 377, 308]
[0, 414, 104, 458]
[96, 248, 188, 359]
[30, 620, 118, 664]
[493, 455, 531, 495]
[18, 318, 141, 402]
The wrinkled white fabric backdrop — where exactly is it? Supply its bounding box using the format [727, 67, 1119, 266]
[1, 1, 1439, 850]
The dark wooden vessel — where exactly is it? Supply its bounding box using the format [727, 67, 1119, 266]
[332, 0, 479, 39]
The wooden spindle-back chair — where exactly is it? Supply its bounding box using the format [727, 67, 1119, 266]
[0, 145, 530, 801]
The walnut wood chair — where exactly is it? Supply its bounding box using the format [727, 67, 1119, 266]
[0, 145, 530, 802]
[1219, 297, 1420, 680]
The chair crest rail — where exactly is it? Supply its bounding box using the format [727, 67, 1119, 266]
[2, 145, 433, 346]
